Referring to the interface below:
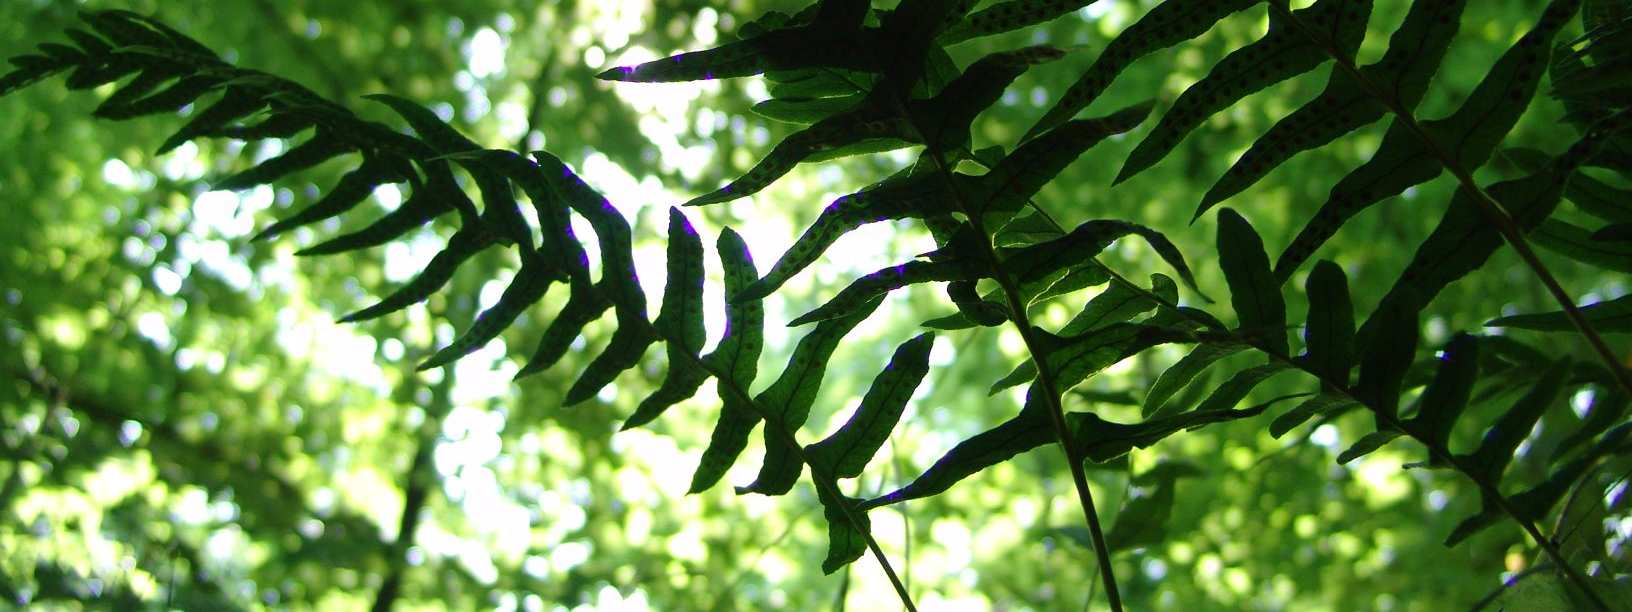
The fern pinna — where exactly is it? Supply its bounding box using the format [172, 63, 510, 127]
[4, 0, 1630, 608]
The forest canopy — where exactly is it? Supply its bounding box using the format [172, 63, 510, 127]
[1, 0, 1630, 610]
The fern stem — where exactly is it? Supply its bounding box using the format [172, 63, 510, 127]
[904, 130, 1125, 609]
[1087, 257, 1611, 611]
[1265, 0, 1632, 403]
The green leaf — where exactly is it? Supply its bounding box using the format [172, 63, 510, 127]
[1336, 430, 1403, 464]
[1103, 462, 1201, 553]
[1062, 274, 1174, 336]
[565, 322, 658, 406]
[862, 395, 1055, 510]
[545, 153, 655, 404]
[910, 46, 1066, 151]
[1353, 297, 1419, 424]
[992, 323, 1196, 395]
[1187, 362, 1296, 415]
[1274, 0, 1580, 279]
[533, 152, 649, 322]
[739, 296, 883, 496]
[596, 24, 884, 83]
[751, 94, 865, 124]
[974, 103, 1154, 224]
[1025, 0, 1259, 141]
[1446, 422, 1632, 547]
[1115, 0, 1373, 184]
[93, 74, 217, 120]
[690, 228, 768, 494]
[1217, 208, 1287, 355]
[738, 174, 954, 302]
[208, 110, 311, 140]
[816, 485, 870, 574]
[1143, 342, 1247, 418]
[253, 155, 411, 241]
[1358, 168, 1570, 344]
[1532, 218, 1632, 273]
[157, 85, 265, 154]
[1198, 0, 1468, 214]
[214, 130, 349, 191]
[937, 0, 1104, 44]
[299, 162, 471, 256]
[1554, 388, 1629, 459]
[339, 228, 496, 323]
[367, 93, 482, 153]
[1462, 359, 1570, 482]
[417, 257, 555, 370]
[683, 103, 911, 207]
[991, 275, 1177, 393]
[688, 46, 1061, 207]
[1302, 260, 1355, 385]
[863, 388, 1265, 510]
[1594, 222, 1632, 242]
[1269, 393, 1359, 439]
[1486, 294, 1632, 334]
[1403, 333, 1480, 452]
[623, 209, 710, 430]
[767, 68, 872, 99]
[788, 260, 968, 327]
[1563, 169, 1632, 223]
[515, 279, 612, 379]
[1005, 219, 1203, 299]
[808, 333, 935, 478]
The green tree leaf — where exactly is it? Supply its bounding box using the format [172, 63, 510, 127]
[1143, 342, 1247, 418]
[1198, 0, 1468, 215]
[739, 296, 883, 496]
[1532, 218, 1632, 273]
[808, 332, 935, 478]
[1115, 0, 1373, 184]
[1216, 208, 1287, 355]
[623, 208, 710, 430]
[1402, 333, 1480, 453]
[1025, 0, 1260, 141]
[690, 228, 768, 494]
[1302, 260, 1355, 385]
[1274, 0, 1580, 279]
[1486, 294, 1632, 334]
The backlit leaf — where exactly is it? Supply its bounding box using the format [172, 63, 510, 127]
[1302, 260, 1356, 384]
[418, 257, 555, 370]
[339, 228, 496, 323]
[1462, 359, 1570, 482]
[1532, 218, 1632, 273]
[739, 297, 883, 495]
[623, 208, 710, 430]
[690, 228, 768, 494]
[1025, 0, 1259, 141]
[1274, 0, 1580, 279]
[808, 333, 935, 478]
[1217, 208, 1287, 355]
[1198, 0, 1468, 214]
[1485, 294, 1632, 334]
[1143, 342, 1247, 418]
[1116, 0, 1373, 184]
[1403, 333, 1480, 452]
